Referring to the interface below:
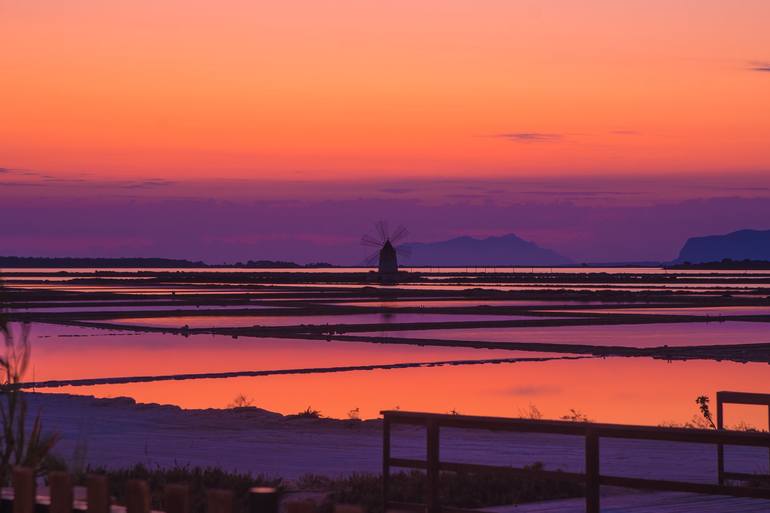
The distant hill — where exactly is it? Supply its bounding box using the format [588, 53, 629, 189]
[0, 257, 333, 269]
[403, 234, 571, 266]
[675, 229, 770, 264]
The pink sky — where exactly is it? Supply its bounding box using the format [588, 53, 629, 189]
[2, 1, 769, 179]
[2, 1, 770, 262]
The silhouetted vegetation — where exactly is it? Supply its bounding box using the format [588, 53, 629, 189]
[227, 394, 254, 409]
[695, 395, 717, 429]
[302, 465, 583, 513]
[62, 464, 583, 513]
[75, 464, 282, 513]
[289, 406, 323, 419]
[0, 281, 59, 483]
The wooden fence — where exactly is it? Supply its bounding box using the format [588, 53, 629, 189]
[717, 390, 770, 485]
[381, 409, 770, 513]
[0, 468, 359, 513]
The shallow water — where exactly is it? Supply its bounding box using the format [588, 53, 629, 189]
[7, 271, 770, 429]
[364, 321, 770, 347]
[108, 313, 544, 329]
[51, 356, 770, 427]
[543, 305, 770, 316]
[27, 323, 559, 381]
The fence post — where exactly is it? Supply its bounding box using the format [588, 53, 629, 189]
[249, 487, 279, 513]
[426, 420, 440, 513]
[585, 429, 600, 513]
[717, 393, 725, 485]
[126, 480, 151, 513]
[382, 415, 391, 512]
[207, 490, 234, 513]
[284, 501, 316, 513]
[334, 506, 364, 513]
[87, 475, 110, 513]
[48, 472, 74, 513]
[12, 467, 35, 513]
[165, 484, 190, 513]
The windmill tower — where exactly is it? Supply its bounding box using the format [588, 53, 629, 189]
[362, 221, 410, 282]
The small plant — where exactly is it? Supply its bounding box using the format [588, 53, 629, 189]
[731, 420, 759, 432]
[695, 395, 717, 429]
[291, 406, 322, 419]
[518, 403, 543, 420]
[0, 283, 59, 483]
[560, 409, 591, 422]
[228, 394, 254, 409]
[659, 415, 713, 429]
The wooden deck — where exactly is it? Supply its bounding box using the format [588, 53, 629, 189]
[485, 491, 770, 512]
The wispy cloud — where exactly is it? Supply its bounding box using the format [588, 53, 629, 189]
[504, 385, 561, 396]
[492, 132, 563, 142]
[749, 62, 770, 72]
[119, 179, 175, 189]
[610, 129, 639, 135]
[378, 187, 414, 194]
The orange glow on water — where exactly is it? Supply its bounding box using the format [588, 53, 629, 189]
[55, 358, 770, 428]
[28, 325, 770, 427]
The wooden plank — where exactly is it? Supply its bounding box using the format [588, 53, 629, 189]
[425, 421, 440, 513]
[12, 468, 35, 513]
[585, 429, 600, 513]
[87, 475, 111, 513]
[164, 485, 189, 513]
[283, 501, 315, 513]
[334, 505, 364, 513]
[600, 475, 770, 499]
[48, 472, 74, 513]
[716, 391, 770, 406]
[381, 410, 770, 449]
[248, 487, 279, 513]
[382, 416, 391, 513]
[125, 480, 150, 513]
[207, 490, 233, 513]
[484, 492, 770, 513]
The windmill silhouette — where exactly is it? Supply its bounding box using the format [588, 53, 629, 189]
[361, 221, 411, 279]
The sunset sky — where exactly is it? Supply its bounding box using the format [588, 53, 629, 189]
[2, 1, 770, 262]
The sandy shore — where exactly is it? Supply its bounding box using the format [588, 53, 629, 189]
[28, 392, 770, 483]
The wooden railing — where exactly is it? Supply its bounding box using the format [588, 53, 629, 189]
[717, 390, 770, 485]
[0, 468, 357, 513]
[381, 410, 770, 513]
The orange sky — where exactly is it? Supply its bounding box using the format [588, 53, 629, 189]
[2, 0, 769, 179]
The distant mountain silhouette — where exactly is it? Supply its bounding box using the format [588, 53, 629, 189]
[403, 234, 571, 266]
[675, 229, 770, 263]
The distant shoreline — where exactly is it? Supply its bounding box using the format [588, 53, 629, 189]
[0, 256, 667, 269]
[0, 256, 335, 269]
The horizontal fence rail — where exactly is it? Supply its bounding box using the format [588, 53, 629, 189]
[717, 390, 770, 485]
[381, 408, 770, 513]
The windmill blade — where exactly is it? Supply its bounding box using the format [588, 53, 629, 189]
[395, 244, 412, 257]
[390, 225, 409, 244]
[361, 234, 383, 247]
[376, 220, 389, 241]
[364, 250, 380, 266]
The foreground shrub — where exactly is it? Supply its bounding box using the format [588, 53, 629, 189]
[69, 464, 583, 513]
